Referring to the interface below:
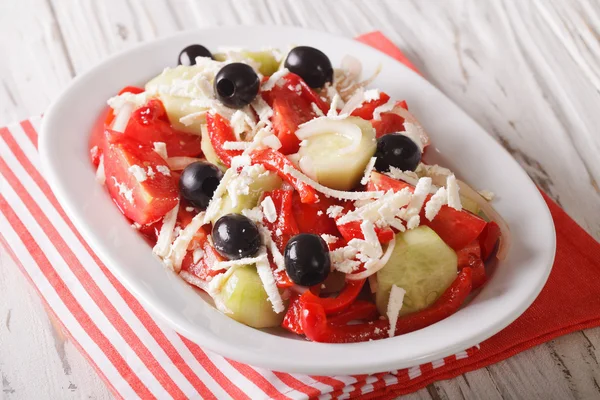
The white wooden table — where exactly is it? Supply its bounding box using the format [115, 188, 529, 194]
[2, 0, 600, 398]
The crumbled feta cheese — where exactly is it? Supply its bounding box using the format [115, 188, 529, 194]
[275, 228, 282, 236]
[110, 177, 133, 204]
[223, 141, 252, 150]
[186, 207, 195, 212]
[327, 205, 344, 219]
[230, 154, 252, 169]
[213, 252, 268, 271]
[165, 211, 206, 272]
[363, 89, 380, 102]
[372, 100, 394, 121]
[321, 234, 338, 245]
[405, 177, 432, 222]
[403, 123, 424, 151]
[192, 247, 204, 264]
[131, 222, 141, 230]
[261, 134, 282, 150]
[261, 68, 290, 91]
[478, 189, 495, 201]
[155, 165, 171, 176]
[328, 93, 342, 117]
[261, 196, 278, 223]
[241, 207, 264, 223]
[386, 285, 406, 338]
[406, 215, 420, 230]
[251, 96, 274, 124]
[386, 167, 420, 186]
[179, 111, 208, 127]
[128, 165, 148, 182]
[229, 109, 256, 140]
[425, 187, 448, 221]
[316, 210, 324, 216]
[446, 174, 462, 211]
[146, 166, 156, 178]
[360, 157, 377, 185]
[255, 248, 285, 313]
[153, 142, 168, 160]
[330, 246, 361, 273]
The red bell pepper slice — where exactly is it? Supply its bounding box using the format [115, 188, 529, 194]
[456, 240, 487, 290]
[205, 113, 242, 167]
[351, 92, 391, 120]
[282, 292, 304, 334]
[291, 192, 340, 237]
[262, 189, 300, 252]
[336, 221, 395, 244]
[479, 221, 501, 261]
[301, 279, 366, 315]
[249, 148, 318, 204]
[281, 73, 330, 114]
[328, 301, 379, 326]
[301, 268, 472, 343]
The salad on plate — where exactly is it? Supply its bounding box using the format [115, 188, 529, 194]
[89, 43, 509, 343]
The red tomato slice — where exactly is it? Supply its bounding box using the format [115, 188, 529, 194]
[205, 112, 242, 167]
[368, 171, 487, 250]
[271, 92, 316, 154]
[351, 92, 390, 120]
[103, 130, 179, 225]
[124, 99, 202, 158]
[456, 240, 487, 289]
[479, 221, 501, 261]
[370, 100, 409, 138]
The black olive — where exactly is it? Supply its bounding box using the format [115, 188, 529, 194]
[212, 214, 261, 260]
[284, 234, 330, 286]
[178, 44, 214, 65]
[284, 46, 333, 89]
[179, 161, 223, 209]
[374, 133, 422, 172]
[214, 63, 260, 109]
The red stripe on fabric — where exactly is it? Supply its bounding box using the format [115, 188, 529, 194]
[0, 157, 187, 400]
[13, 123, 253, 399]
[310, 376, 346, 394]
[0, 197, 155, 399]
[227, 359, 292, 400]
[179, 336, 252, 400]
[272, 372, 322, 399]
[19, 120, 38, 148]
[2, 125, 232, 399]
[0, 233, 125, 400]
[369, 373, 390, 394]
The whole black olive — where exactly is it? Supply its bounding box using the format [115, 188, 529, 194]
[214, 63, 260, 109]
[284, 46, 333, 89]
[179, 161, 223, 209]
[284, 233, 330, 286]
[374, 133, 422, 172]
[212, 214, 261, 260]
[178, 44, 213, 65]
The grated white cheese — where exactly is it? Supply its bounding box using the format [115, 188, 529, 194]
[146, 166, 156, 179]
[204, 168, 237, 224]
[425, 187, 448, 221]
[404, 177, 432, 223]
[386, 167, 420, 186]
[261, 68, 290, 91]
[336, 188, 412, 226]
[179, 111, 208, 127]
[212, 252, 268, 271]
[155, 165, 171, 176]
[327, 205, 345, 219]
[128, 165, 148, 182]
[478, 189, 495, 201]
[229, 108, 257, 140]
[250, 96, 274, 124]
[152, 203, 179, 258]
[260, 196, 278, 223]
[192, 247, 204, 264]
[402, 123, 424, 151]
[360, 157, 377, 185]
[153, 142, 168, 160]
[339, 87, 365, 116]
[283, 165, 383, 201]
[223, 141, 252, 151]
[95, 155, 105, 185]
[316, 210, 323, 216]
[258, 226, 285, 272]
[261, 134, 282, 150]
[363, 89, 381, 102]
[110, 177, 134, 204]
[165, 211, 206, 272]
[386, 285, 406, 338]
[330, 246, 361, 273]
[446, 174, 462, 211]
[321, 234, 339, 245]
[255, 248, 285, 313]
[241, 207, 264, 223]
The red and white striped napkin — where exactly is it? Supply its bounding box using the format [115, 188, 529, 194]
[3, 32, 600, 400]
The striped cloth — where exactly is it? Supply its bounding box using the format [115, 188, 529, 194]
[7, 32, 600, 399]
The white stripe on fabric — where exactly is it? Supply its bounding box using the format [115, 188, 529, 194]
[407, 365, 422, 379]
[9, 123, 42, 170]
[0, 213, 140, 400]
[355, 375, 378, 396]
[290, 374, 333, 395]
[0, 137, 207, 399]
[432, 358, 445, 369]
[0, 177, 171, 400]
[455, 350, 469, 360]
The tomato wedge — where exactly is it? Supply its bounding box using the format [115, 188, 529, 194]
[291, 192, 340, 237]
[370, 100, 408, 138]
[102, 130, 178, 225]
[301, 279, 366, 315]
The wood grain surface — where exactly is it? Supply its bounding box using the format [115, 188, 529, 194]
[1, 0, 600, 399]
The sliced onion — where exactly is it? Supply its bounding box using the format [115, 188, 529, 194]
[339, 88, 365, 116]
[457, 179, 511, 260]
[346, 236, 396, 280]
[368, 275, 378, 293]
[341, 55, 362, 82]
[340, 63, 382, 98]
[388, 106, 430, 150]
[167, 157, 203, 170]
[296, 117, 362, 155]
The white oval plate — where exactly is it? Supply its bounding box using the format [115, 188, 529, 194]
[39, 26, 556, 375]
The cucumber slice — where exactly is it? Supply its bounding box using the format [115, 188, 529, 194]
[461, 195, 480, 215]
[297, 117, 377, 191]
[220, 265, 284, 328]
[210, 171, 282, 225]
[200, 125, 226, 171]
[146, 66, 208, 134]
[376, 226, 458, 316]
[213, 51, 281, 76]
